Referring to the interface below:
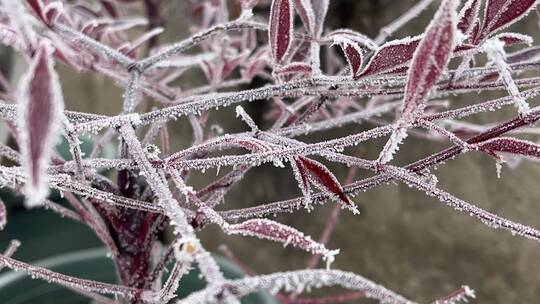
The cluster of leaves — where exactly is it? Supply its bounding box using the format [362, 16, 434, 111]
[0, 0, 539, 303]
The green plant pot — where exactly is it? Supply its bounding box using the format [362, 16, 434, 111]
[0, 248, 277, 304]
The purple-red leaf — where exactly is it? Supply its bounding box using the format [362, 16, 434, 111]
[378, 0, 457, 164]
[310, 0, 329, 37]
[273, 62, 313, 80]
[226, 218, 338, 265]
[495, 32, 533, 46]
[457, 0, 481, 36]
[340, 41, 364, 80]
[476, 137, 540, 159]
[478, 0, 538, 41]
[269, 0, 294, 64]
[295, 156, 355, 211]
[400, 0, 457, 124]
[293, 0, 329, 38]
[18, 41, 64, 207]
[359, 35, 421, 77]
[26, 0, 45, 22]
[293, 0, 316, 35]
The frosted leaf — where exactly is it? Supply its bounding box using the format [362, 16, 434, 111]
[182, 269, 412, 304]
[269, 0, 294, 64]
[273, 62, 313, 77]
[360, 35, 422, 77]
[494, 32, 533, 46]
[457, 0, 481, 37]
[0, 254, 138, 298]
[378, 0, 457, 164]
[330, 37, 364, 80]
[290, 156, 313, 209]
[18, 41, 64, 207]
[294, 156, 358, 213]
[293, 0, 317, 36]
[477, 0, 538, 41]
[226, 219, 339, 268]
[483, 39, 530, 114]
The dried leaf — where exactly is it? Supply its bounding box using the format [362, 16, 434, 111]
[18, 41, 64, 207]
[269, 0, 294, 64]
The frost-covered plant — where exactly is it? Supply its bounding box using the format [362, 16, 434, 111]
[1, 0, 540, 303]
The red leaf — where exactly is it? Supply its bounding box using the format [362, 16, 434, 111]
[295, 156, 354, 209]
[476, 137, 540, 158]
[341, 42, 363, 80]
[273, 62, 312, 77]
[244, 48, 270, 79]
[26, 0, 45, 22]
[400, 0, 456, 123]
[292, 156, 311, 199]
[100, 0, 119, 17]
[18, 41, 64, 207]
[269, 0, 294, 64]
[293, 0, 316, 35]
[378, 0, 457, 164]
[359, 35, 421, 77]
[478, 0, 537, 41]
[457, 0, 481, 36]
[293, 0, 329, 38]
[495, 32, 533, 46]
[310, 0, 329, 37]
[226, 219, 338, 261]
[222, 54, 246, 80]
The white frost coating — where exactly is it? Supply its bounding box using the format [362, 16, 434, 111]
[378, 126, 408, 164]
[484, 39, 531, 115]
[120, 124, 228, 291]
[18, 41, 65, 208]
[235, 105, 259, 131]
[179, 269, 414, 304]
